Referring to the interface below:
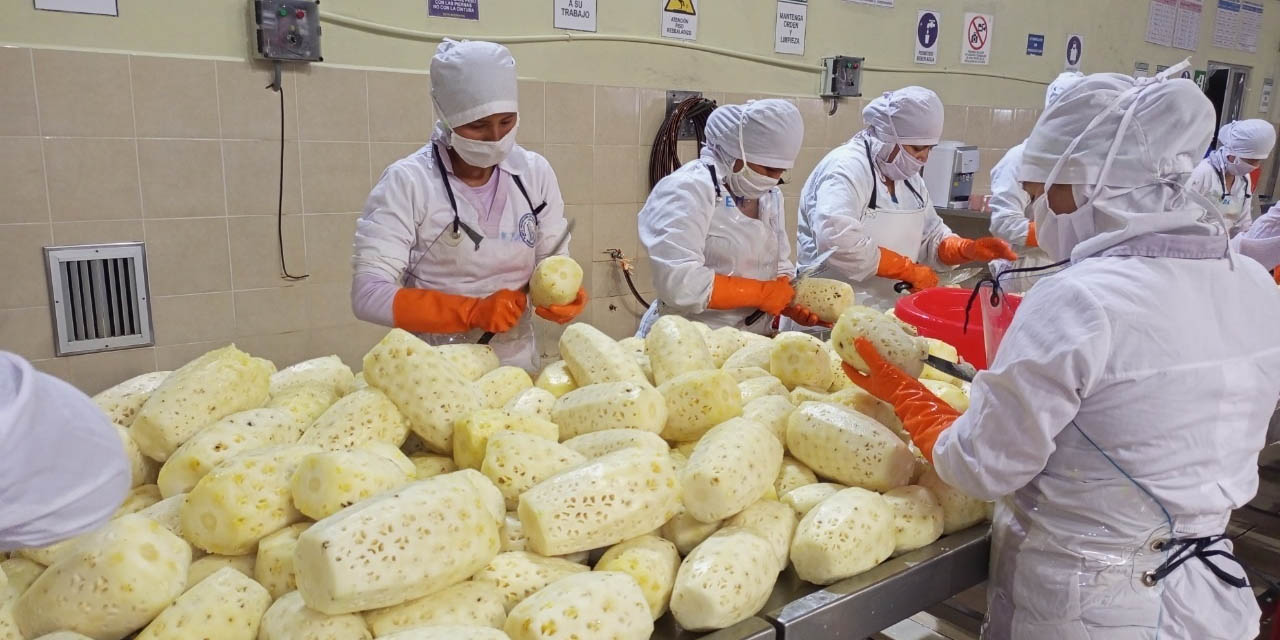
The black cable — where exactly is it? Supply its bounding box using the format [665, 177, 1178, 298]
[648, 96, 717, 189]
[271, 65, 308, 281]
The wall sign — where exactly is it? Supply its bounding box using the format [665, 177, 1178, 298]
[961, 12, 992, 65]
[661, 0, 698, 41]
[1065, 34, 1083, 71]
[428, 0, 478, 20]
[1260, 78, 1273, 113]
[775, 1, 808, 56]
[1135, 62, 1151, 78]
[554, 0, 596, 32]
[914, 10, 940, 65]
[1026, 33, 1044, 56]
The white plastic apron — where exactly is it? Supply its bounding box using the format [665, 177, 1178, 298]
[857, 140, 929, 312]
[405, 143, 542, 372]
[638, 163, 784, 337]
[981, 236, 1256, 640]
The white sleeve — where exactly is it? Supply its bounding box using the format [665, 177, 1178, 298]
[1185, 160, 1215, 198]
[1233, 203, 1280, 269]
[1237, 177, 1256, 236]
[931, 277, 1111, 500]
[806, 159, 882, 281]
[0, 353, 130, 551]
[529, 154, 570, 262]
[768, 190, 796, 279]
[988, 147, 1032, 246]
[639, 170, 718, 314]
[352, 163, 423, 285]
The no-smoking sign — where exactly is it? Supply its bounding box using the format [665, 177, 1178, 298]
[961, 12, 993, 65]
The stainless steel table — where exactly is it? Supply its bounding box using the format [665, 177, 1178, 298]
[652, 616, 776, 640]
[650, 525, 989, 639]
[761, 525, 990, 638]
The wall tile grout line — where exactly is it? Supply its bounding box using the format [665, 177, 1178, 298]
[123, 54, 159, 373]
[28, 49, 53, 235]
[212, 56, 237, 330]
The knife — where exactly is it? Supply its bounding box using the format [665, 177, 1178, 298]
[923, 354, 976, 382]
[745, 247, 839, 327]
[479, 219, 577, 345]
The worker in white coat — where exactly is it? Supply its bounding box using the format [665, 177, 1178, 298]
[1187, 118, 1276, 236]
[0, 352, 130, 550]
[637, 100, 822, 335]
[985, 72, 1083, 292]
[351, 40, 585, 372]
[797, 87, 1016, 312]
[843, 65, 1280, 639]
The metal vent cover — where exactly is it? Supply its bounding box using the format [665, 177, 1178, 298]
[44, 242, 154, 356]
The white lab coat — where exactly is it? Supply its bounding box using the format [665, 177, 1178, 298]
[934, 250, 1280, 639]
[797, 132, 952, 311]
[987, 143, 1059, 293]
[637, 157, 794, 335]
[0, 352, 130, 551]
[1187, 158, 1254, 237]
[353, 135, 568, 372]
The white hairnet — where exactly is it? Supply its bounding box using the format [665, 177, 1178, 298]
[1217, 118, 1277, 160]
[429, 39, 518, 128]
[862, 86, 944, 146]
[1019, 63, 1223, 261]
[1045, 72, 1084, 109]
[700, 99, 804, 170]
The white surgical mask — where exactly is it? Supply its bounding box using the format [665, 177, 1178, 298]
[727, 165, 778, 200]
[1225, 155, 1257, 177]
[1028, 185, 1100, 262]
[450, 125, 518, 168]
[878, 145, 925, 181]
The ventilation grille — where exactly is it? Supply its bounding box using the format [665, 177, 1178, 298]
[44, 243, 153, 356]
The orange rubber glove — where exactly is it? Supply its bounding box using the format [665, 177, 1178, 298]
[1273, 266, 1280, 285]
[938, 236, 1018, 265]
[782, 305, 830, 328]
[708, 274, 794, 316]
[876, 248, 939, 292]
[536, 288, 588, 324]
[392, 288, 527, 334]
[1025, 222, 1038, 248]
[841, 338, 959, 463]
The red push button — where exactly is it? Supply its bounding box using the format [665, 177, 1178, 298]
[295, 9, 306, 18]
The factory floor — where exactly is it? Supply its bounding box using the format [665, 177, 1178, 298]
[873, 443, 1280, 640]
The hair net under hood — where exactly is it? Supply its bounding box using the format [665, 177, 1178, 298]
[1216, 118, 1277, 160]
[429, 39, 518, 129]
[700, 99, 804, 174]
[1017, 63, 1226, 262]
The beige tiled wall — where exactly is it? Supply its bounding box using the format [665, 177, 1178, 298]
[0, 45, 1030, 392]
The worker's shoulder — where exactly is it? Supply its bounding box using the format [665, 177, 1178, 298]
[812, 142, 872, 181]
[649, 160, 718, 200]
[376, 145, 435, 183]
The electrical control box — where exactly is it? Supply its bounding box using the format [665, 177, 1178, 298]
[820, 56, 863, 98]
[254, 0, 322, 62]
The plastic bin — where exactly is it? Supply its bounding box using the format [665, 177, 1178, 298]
[893, 287, 1021, 370]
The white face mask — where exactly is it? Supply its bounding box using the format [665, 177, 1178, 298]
[878, 145, 925, 181]
[727, 164, 778, 200]
[1225, 155, 1257, 177]
[450, 124, 518, 168]
[1029, 185, 1095, 262]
